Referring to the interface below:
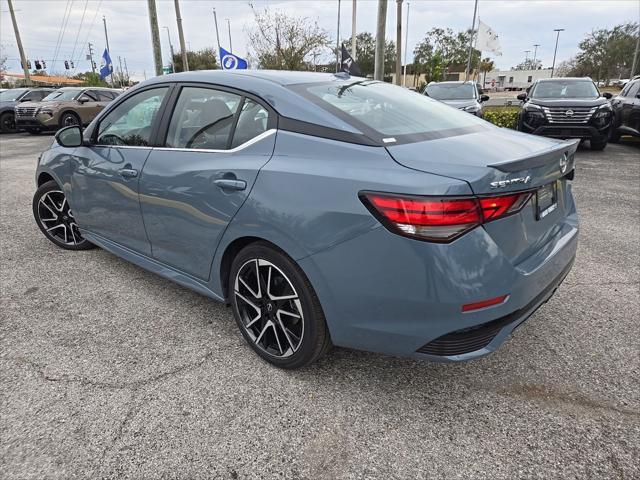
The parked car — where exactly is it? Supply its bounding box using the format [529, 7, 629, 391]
[423, 81, 489, 117]
[15, 87, 120, 134]
[609, 76, 640, 142]
[33, 71, 579, 369]
[0, 87, 55, 133]
[516, 77, 613, 150]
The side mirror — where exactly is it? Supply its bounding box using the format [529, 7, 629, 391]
[77, 95, 91, 104]
[602, 92, 613, 99]
[516, 93, 527, 101]
[55, 126, 83, 148]
[480, 94, 490, 102]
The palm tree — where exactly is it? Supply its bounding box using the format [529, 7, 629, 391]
[479, 57, 494, 87]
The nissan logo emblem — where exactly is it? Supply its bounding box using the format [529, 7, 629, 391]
[565, 109, 574, 117]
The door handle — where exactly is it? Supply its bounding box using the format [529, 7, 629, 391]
[214, 179, 247, 191]
[118, 168, 138, 178]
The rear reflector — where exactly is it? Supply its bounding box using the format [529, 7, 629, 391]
[462, 295, 508, 312]
[361, 191, 532, 242]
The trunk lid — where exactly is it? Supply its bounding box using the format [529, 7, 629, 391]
[385, 126, 579, 266]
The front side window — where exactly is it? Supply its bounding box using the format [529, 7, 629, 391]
[298, 80, 485, 139]
[96, 87, 168, 146]
[166, 87, 242, 149]
[531, 80, 599, 99]
[425, 83, 475, 101]
[42, 89, 83, 101]
[626, 81, 640, 98]
[0, 89, 28, 101]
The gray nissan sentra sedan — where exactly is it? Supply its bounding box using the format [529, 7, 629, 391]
[33, 70, 579, 369]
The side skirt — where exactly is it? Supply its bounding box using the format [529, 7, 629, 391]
[81, 230, 225, 302]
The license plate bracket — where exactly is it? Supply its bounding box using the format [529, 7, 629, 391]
[536, 182, 558, 220]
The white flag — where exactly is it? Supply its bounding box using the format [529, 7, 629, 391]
[476, 20, 502, 56]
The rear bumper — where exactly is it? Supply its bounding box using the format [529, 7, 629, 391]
[298, 205, 579, 361]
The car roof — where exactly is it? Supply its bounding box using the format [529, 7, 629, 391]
[428, 81, 475, 85]
[136, 70, 366, 134]
[537, 77, 593, 82]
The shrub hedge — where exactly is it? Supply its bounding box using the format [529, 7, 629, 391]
[483, 107, 520, 129]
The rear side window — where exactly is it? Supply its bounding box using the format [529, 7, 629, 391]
[96, 87, 168, 146]
[166, 87, 242, 149]
[97, 91, 115, 101]
[298, 80, 484, 139]
[230, 99, 269, 148]
[626, 81, 640, 98]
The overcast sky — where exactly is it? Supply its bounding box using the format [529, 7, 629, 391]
[1, 0, 639, 80]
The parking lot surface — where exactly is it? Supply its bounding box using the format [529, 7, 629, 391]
[1, 133, 639, 479]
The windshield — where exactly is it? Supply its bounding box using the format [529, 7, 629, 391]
[0, 89, 28, 101]
[298, 81, 485, 139]
[42, 90, 82, 101]
[531, 80, 599, 99]
[425, 83, 476, 100]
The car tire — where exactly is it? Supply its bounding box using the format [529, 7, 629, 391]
[59, 112, 80, 128]
[0, 112, 16, 133]
[590, 138, 607, 151]
[32, 180, 95, 251]
[229, 241, 331, 369]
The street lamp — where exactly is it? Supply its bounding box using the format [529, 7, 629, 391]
[532, 44, 540, 65]
[551, 28, 565, 77]
[524, 50, 531, 61]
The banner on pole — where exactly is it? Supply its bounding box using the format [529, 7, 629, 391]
[476, 20, 502, 56]
[219, 47, 248, 70]
[340, 44, 362, 76]
[99, 49, 113, 79]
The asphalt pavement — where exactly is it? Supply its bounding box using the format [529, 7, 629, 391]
[1, 132, 639, 479]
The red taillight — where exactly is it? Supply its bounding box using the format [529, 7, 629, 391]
[362, 191, 531, 242]
[462, 295, 509, 312]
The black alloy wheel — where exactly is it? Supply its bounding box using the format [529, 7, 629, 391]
[230, 242, 331, 369]
[32, 180, 95, 250]
[0, 112, 16, 133]
[60, 112, 80, 128]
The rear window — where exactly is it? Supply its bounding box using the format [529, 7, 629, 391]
[297, 81, 485, 140]
[425, 83, 476, 100]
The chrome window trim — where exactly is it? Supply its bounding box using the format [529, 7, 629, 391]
[152, 128, 276, 153]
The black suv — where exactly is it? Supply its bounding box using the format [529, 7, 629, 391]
[0, 87, 55, 133]
[609, 76, 640, 142]
[516, 77, 613, 150]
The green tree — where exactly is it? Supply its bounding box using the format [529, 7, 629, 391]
[568, 22, 638, 81]
[247, 7, 331, 70]
[513, 58, 542, 71]
[172, 48, 218, 72]
[342, 32, 396, 77]
[479, 57, 494, 85]
[413, 27, 480, 81]
[73, 71, 109, 87]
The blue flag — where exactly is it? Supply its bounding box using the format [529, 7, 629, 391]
[99, 49, 113, 80]
[219, 47, 247, 70]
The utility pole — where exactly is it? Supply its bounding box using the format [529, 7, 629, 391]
[395, 0, 402, 85]
[226, 18, 232, 52]
[374, 0, 388, 81]
[174, 0, 189, 71]
[550, 28, 564, 77]
[147, 0, 164, 76]
[118, 56, 124, 87]
[464, 0, 479, 81]
[7, 0, 30, 84]
[532, 44, 540, 65]
[403, 2, 409, 86]
[88, 42, 96, 74]
[351, 0, 357, 59]
[336, 0, 341, 73]
[164, 27, 176, 72]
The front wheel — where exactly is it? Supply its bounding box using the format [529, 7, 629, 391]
[60, 112, 80, 128]
[32, 180, 95, 250]
[590, 138, 608, 151]
[229, 242, 331, 369]
[0, 112, 16, 133]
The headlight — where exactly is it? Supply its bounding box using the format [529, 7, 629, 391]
[37, 107, 54, 116]
[593, 104, 612, 118]
[523, 103, 542, 112]
[462, 104, 480, 113]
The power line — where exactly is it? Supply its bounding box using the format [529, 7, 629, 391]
[50, 0, 71, 72]
[75, 0, 102, 69]
[51, 0, 74, 72]
[69, 0, 89, 70]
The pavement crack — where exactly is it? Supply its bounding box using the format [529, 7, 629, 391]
[12, 350, 215, 391]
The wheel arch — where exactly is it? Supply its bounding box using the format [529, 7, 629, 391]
[37, 171, 56, 187]
[59, 109, 81, 126]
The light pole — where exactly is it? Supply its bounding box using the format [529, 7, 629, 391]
[403, 1, 410, 86]
[532, 44, 540, 65]
[524, 50, 531, 61]
[225, 18, 232, 52]
[551, 28, 564, 77]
